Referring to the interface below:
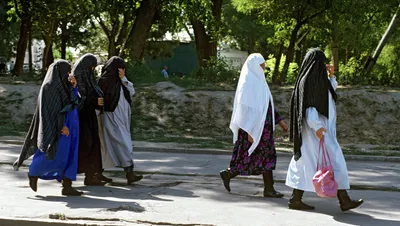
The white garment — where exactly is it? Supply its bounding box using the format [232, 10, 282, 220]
[98, 76, 136, 169]
[230, 53, 275, 155]
[285, 77, 350, 192]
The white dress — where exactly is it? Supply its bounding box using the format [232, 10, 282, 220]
[285, 77, 350, 192]
[98, 77, 136, 169]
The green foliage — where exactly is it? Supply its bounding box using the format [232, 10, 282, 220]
[194, 57, 239, 83]
[339, 57, 363, 85]
[125, 62, 163, 87]
[286, 62, 299, 85]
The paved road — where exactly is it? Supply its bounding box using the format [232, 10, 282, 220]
[1, 142, 400, 226]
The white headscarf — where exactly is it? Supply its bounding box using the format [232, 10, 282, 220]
[229, 53, 275, 156]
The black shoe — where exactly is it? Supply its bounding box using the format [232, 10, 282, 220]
[28, 173, 39, 192]
[264, 189, 284, 198]
[288, 189, 315, 210]
[126, 172, 143, 185]
[62, 187, 84, 196]
[98, 174, 113, 183]
[220, 170, 231, 192]
[84, 176, 106, 186]
[288, 200, 315, 210]
[337, 190, 364, 211]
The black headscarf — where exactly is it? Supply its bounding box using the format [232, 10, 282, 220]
[72, 53, 102, 101]
[13, 60, 78, 170]
[98, 56, 131, 112]
[289, 48, 337, 161]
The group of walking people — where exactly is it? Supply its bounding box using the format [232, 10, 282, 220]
[13, 54, 142, 196]
[220, 48, 364, 211]
[11, 48, 363, 212]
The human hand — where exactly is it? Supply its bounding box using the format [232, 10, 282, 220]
[61, 126, 70, 137]
[279, 120, 289, 132]
[326, 64, 334, 78]
[316, 128, 327, 140]
[118, 68, 125, 79]
[248, 135, 254, 143]
[98, 97, 104, 106]
[68, 74, 77, 88]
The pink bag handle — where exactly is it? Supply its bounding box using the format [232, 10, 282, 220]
[316, 136, 332, 170]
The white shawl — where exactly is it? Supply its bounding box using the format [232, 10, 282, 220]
[229, 53, 275, 156]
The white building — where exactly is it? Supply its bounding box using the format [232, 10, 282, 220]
[8, 39, 45, 72]
[217, 48, 248, 69]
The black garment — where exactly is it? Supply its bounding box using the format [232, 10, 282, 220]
[98, 56, 131, 112]
[13, 60, 76, 170]
[72, 54, 102, 174]
[289, 48, 337, 161]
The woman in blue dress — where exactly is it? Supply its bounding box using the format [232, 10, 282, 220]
[13, 60, 82, 196]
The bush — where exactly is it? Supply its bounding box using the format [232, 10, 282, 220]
[125, 62, 163, 86]
[339, 57, 364, 85]
[194, 57, 240, 84]
[286, 62, 299, 85]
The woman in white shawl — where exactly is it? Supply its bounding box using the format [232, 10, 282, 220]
[220, 53, 288, 198]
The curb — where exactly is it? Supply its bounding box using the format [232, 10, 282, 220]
[2, 139, 400, 163]
[133, 146, 400, 162]
[0, 217, 124, 226]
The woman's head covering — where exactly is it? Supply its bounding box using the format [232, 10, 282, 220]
[72, 53, 99, 99]
[13, 60, 76, 170]
[229, 53, 275, 156]
[290, 48, 337, 161]
[98, 56, 131, 112]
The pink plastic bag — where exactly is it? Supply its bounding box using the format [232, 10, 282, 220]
[312, 136, 338, 198]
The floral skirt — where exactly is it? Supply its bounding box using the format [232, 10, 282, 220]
[229, 110, 278, 175]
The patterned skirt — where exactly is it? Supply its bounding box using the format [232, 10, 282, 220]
[229, 106, 281, 175]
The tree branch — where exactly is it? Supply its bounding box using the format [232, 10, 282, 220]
[97, 16, 110, 37]
[300, 8, 327, 25]
[13, 0, 22, 18]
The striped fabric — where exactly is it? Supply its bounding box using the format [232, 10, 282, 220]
[13, 60, 75, 170]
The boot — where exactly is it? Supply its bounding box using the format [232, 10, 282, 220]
[288, 189, 315, 210]
[124, 165, 143, 185]
[84, 172, 106, 186]
[98, 169, 113, 183]
[337, 190, 364, 212]
[61, 178, 83, 196]
[219, 169, 237, 192]
[28, 173, 39, 192]
[262, 171, 284, 198]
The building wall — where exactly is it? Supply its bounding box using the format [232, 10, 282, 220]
[217, 49, 248, 69]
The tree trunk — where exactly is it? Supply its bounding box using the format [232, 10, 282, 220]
[108, 38, 117, 58]
[331, 3, 339, 78]
[364, 4, 399, 74]
[280, 24, 301, 84]
[28, 26, 33, 73]
[272, 42, 284, 83]
[47, 43, 54, 68]
[191, 0, 223, 67]
[14, 16, 31, 76]
[121, 0, 159, 61]
[60, 21, 68, 59]
[331, 40, 339, 77]
[192, 20, 212, 67]
[41, 36, 54, 76]
[345, 46, 350, 64]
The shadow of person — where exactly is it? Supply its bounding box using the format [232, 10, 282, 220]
[28, 195, 145, 212]
[333, 211, 400, 226]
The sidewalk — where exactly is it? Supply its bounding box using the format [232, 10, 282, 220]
[1, 141, 400, 225]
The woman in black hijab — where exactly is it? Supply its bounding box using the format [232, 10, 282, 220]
[13, 60, 83, 196]
[285, 48, 363, 211]
[72, 53, 108, 186]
